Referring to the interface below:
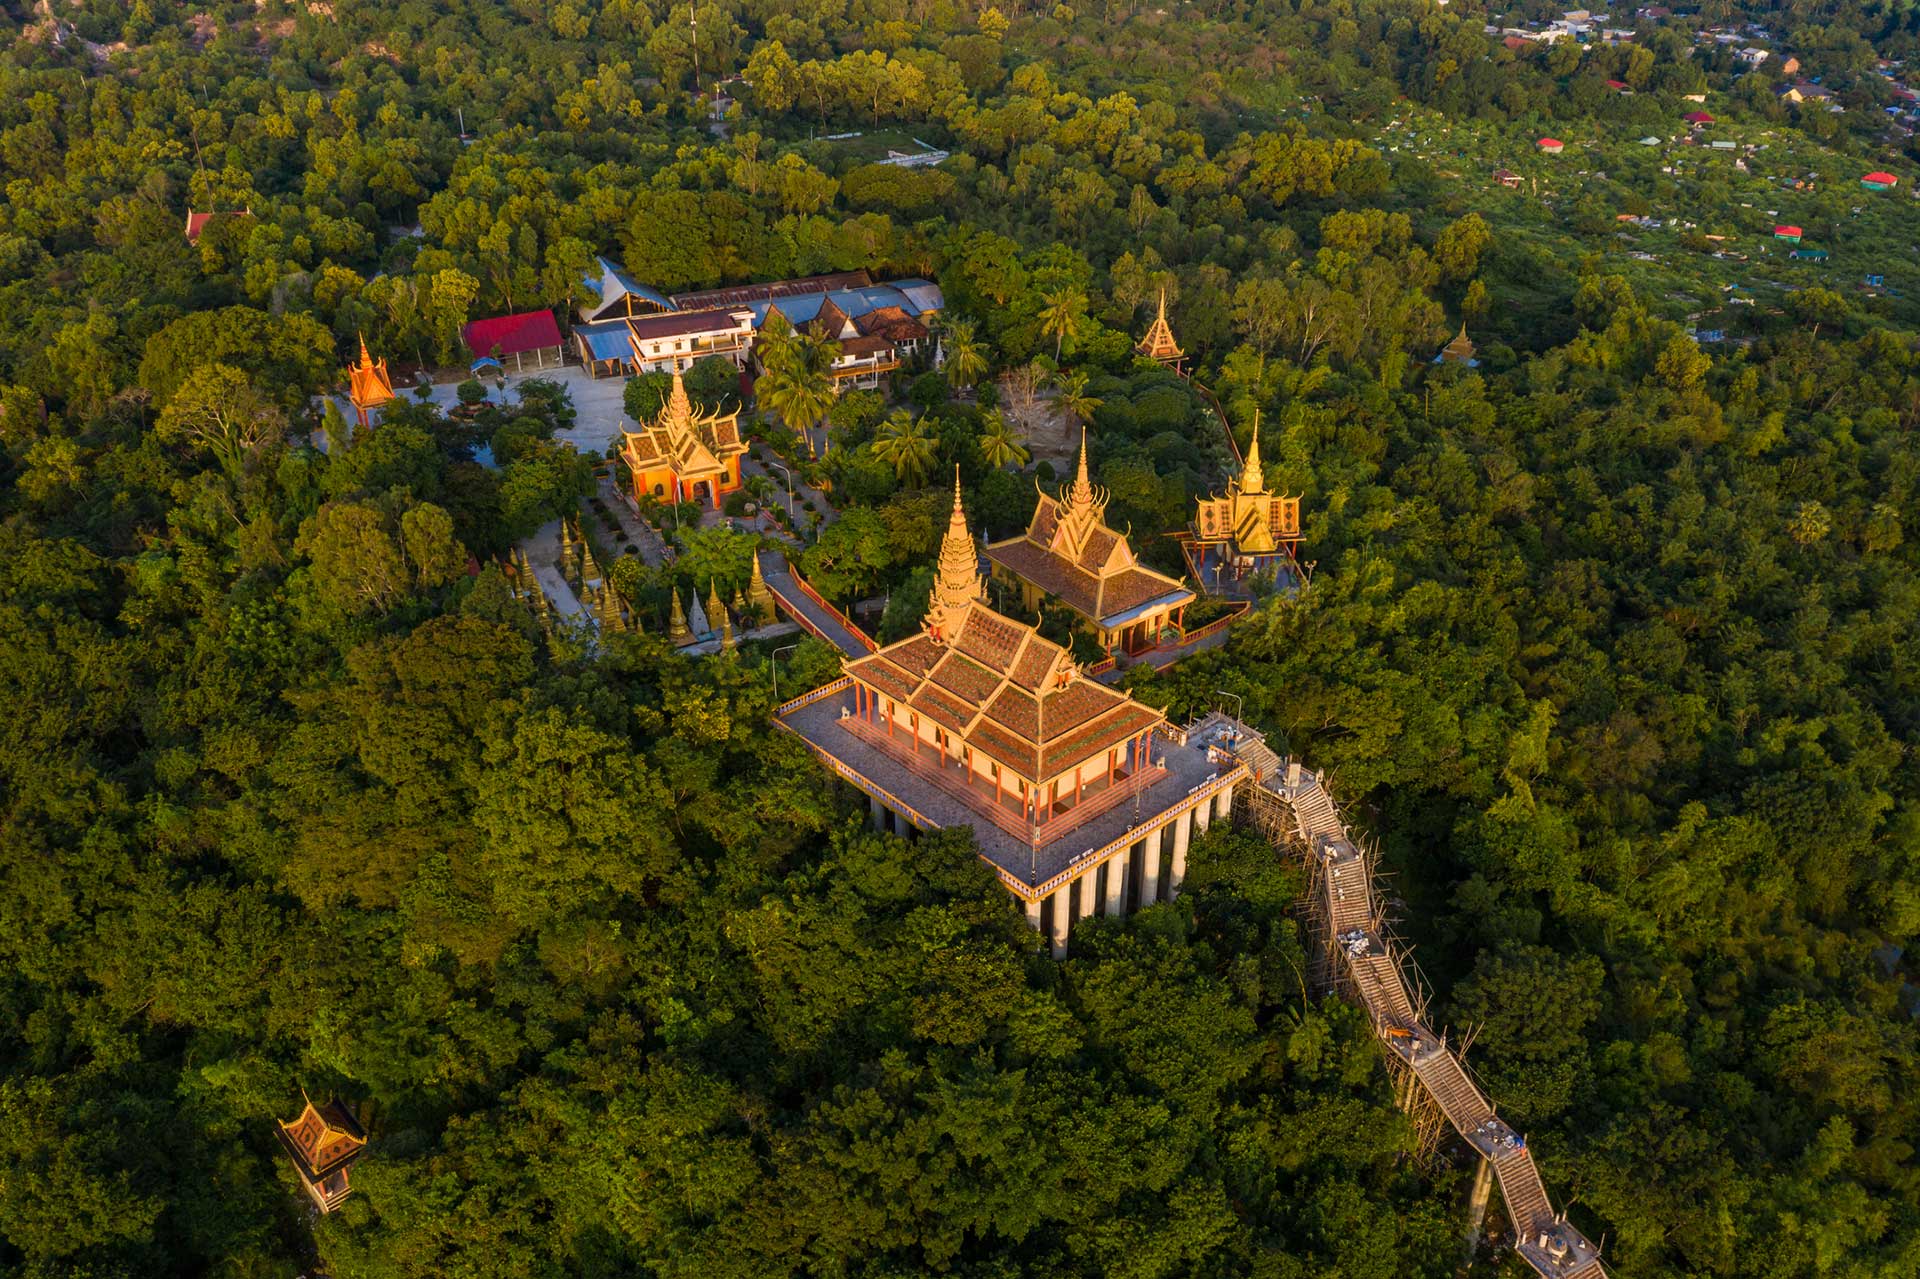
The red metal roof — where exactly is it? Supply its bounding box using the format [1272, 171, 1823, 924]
[1862, 171, 1899, 185]
[462, 310, 563, 358]
[1684, 111, 1715, 123]
[1773, 224, 1803, 237]
[1537, 137, 1564, 149]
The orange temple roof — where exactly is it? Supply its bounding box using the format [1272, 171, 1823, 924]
[620, 369, 745, 482]
[345, 336, 395, 411]
[1135, 287, 1184, 362]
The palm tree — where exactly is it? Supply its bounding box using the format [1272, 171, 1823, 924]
[871, 409, 939, 487]
[757, 330, 838, 459]
[978, 409, 1030, 470]
[1037, 285, 1089, 361]
[1053, 369, 1103, 430]
[943, 318, 989, 391]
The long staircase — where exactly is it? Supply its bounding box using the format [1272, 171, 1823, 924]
[759, 553, 876, 657]
[1209, 716, 1606, 1279]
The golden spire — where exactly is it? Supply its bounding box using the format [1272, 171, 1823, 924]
[668, 588, 693, 646]
[1069, 426, 1096, 511]
[1240, 410, 1265, 496]
[748, 551, 776, 618]
[1135, 285, 1184, 363]
[925, 467, 981, 643]
[663, 368, 694, 428]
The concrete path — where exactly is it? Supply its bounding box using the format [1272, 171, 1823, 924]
[758, 552, 873, 657]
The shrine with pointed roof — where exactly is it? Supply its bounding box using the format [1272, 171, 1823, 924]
[619, 368, 748, 508]
[985, 431, 1195, 658]
[777, 472, 1246, 957]
[275, 1096, 368, 1213]
[1183, 413, 1304, 595]
[344, 335, 395, 429]
[1135, 287, 1185, 370]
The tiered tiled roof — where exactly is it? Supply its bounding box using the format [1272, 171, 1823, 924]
[1135, 287, 1184, 363]
[985, 432, 1194, 629]
[844, 475, 1164, 782]
[620, 369, 744, 481]
[1193, 412, 1300, 555]
[344, 336, 393, 414]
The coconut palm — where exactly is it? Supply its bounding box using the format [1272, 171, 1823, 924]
[1052, 369, 1103, 430]
[757, 330, 839, 459]
[943, 318, 989, 391]
[871, 409, 939, 487]
[978, 409, 1030, 470]
[1037, 285, 1089, 361]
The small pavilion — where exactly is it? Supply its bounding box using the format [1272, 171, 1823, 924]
[1135, 287, 1185, 371]
[275, 1096, 368, 1214]
[619, 369, 747, 508]
[1434, 325, 1480, 367]
[344, 336, 395, 428]
[777, 474, 1246, 956]
[1183, 414, 1303, 596]
[985, 432, 1194, 658]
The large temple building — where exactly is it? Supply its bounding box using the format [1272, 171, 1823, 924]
[778, 474, 1246, 956]
[619, 369, 747, 507]
[275, 1097, 368, 1213]
[985, 434, 1195, 658]
[1183, 414, 1303, 596]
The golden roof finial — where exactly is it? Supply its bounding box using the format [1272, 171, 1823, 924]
[925, 466, 981, 643]
[1241, 409, 1265, 496]
[1069, 425, 1095, 510]
[667, 588, 693, 647]
[662, 368, 694, 429]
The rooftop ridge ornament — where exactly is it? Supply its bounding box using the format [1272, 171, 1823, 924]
[1241, 409, 1265, 496]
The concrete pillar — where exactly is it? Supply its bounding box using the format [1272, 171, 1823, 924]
[1216, 781, 1236, 823]
[869, 793, 885, 831]
[1171, 809, 1193, 896]
[1194, 793, 1212, 836]
[1103, 849, 1127, 916]
[1024, 894, 1043, 936]
[1140, 834, 1161, 907]
[1462, 1154, 1494, 1265]
[1075, 871, 1099, 924]
[1048, 888, 1071, 959]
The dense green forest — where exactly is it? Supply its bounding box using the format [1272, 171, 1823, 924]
[1, 0, 1918, 1276]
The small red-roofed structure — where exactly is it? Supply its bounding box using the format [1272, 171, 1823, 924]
[1861, 171, 1899, 191]
[1537, 137, 1565, 153]
[1773, 224, 1803, 241]
[462, 309, 565, 372]
[1683, 110, 1715, 126]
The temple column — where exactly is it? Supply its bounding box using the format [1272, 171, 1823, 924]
[1194, 794, 1212, 836]
[1140, 833, 1161, 907]
[1216, 781, 1236, 823]
[1170, 807, 1193, 899]
[1048, 887, 1071, 959]
[1024, 894, 1043, 937]
[1076, 870, 1099, 924]
[1103, 848, 1127, 916]
[869, 793, 885, 832]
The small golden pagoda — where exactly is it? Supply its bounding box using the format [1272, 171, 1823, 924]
[1135, 287, 1185, 371]
[620, 370, 746, 509]
[986, 431, 1194, 658]
[1435, 324, 1479, 367]
[1186, 412, 1302, 593]
[345, 335, 395, 428]
[668, 588, 694, 647]
[275, 1096, 368, 1214]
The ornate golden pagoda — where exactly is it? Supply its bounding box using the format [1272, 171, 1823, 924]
[748, 552, 778, 624]
[1187, 411, 1302, 591]
[1135, 287, 1184, 370]
[345, 335, 395, 428]
[986, 431, 1194, 657]
[620, 370, 747, 509]
[275, 1096, 368, 1214]
[668, 588, 694, 647]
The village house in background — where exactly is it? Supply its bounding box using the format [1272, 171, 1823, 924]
[777, 476, 1245, 958]
[986, 435, 1196, 658]
[275, 1097, 368, 1214]
[618, 368, 747, 508]
[569, 265, 943, 386]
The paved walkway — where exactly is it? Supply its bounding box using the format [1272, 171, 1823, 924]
[518, 519, 587, 618]
[758, 552, 873, 656]
[594, 474, 670, 567]
[741, 450, 838, 539]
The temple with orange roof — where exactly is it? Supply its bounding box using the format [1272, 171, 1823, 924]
[344, 335, 395, 428]
[618, 368, 747, 508]
[274, 1096, 368, 1213]
[777, 473, 1246, 956]
[1183, 413, 1303, 596]
[985, 432, 1194, 658]
[1135, 287, 1185, 370]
